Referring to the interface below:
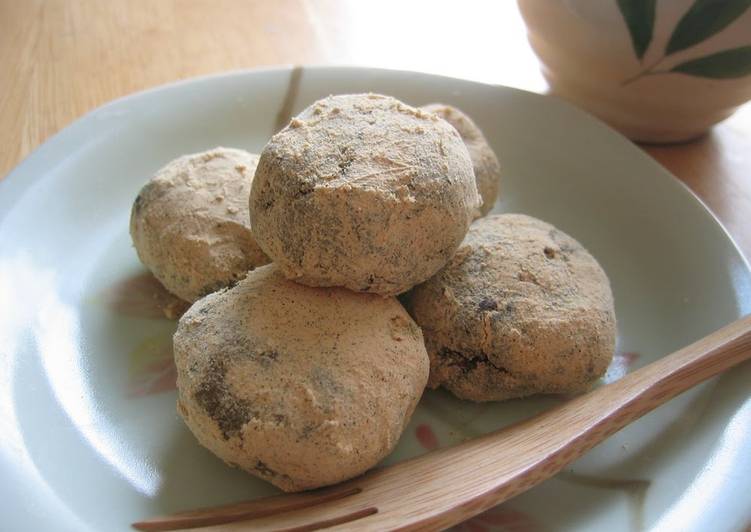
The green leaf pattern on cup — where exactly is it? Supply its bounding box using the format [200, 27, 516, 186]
[616, 0, 657, 60]
[666, 0, 751, 55]
[617, 0, 751, 83]
[671, 46, 751, 78]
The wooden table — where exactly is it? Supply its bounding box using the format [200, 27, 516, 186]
[2, 1, 751, 529]
[2, 0, 749, 259]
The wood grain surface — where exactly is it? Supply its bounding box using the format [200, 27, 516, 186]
[1, 0, 750, 258]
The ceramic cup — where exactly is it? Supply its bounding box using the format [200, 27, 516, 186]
[518, 0, 751, 143]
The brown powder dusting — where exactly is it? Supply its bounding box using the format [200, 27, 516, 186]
[194, 357, 255, 440]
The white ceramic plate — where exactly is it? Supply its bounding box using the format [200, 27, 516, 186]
[1, 66, 749, 532]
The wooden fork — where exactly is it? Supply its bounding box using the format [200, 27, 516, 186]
[133, 314, 751, 531]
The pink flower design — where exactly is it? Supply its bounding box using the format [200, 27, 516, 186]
[127, 335, 178, 397]
[454, 506, 543, 532]
[99, 271, 189, 320]
[416, 423, 439, 450]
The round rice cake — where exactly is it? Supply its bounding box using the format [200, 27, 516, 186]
[406, 214, 616, 402]
[130, 147, 270, 302]
[421, 103, 501, 217]
[249, 93, 481, 296]
[174, 264, 429, 492]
